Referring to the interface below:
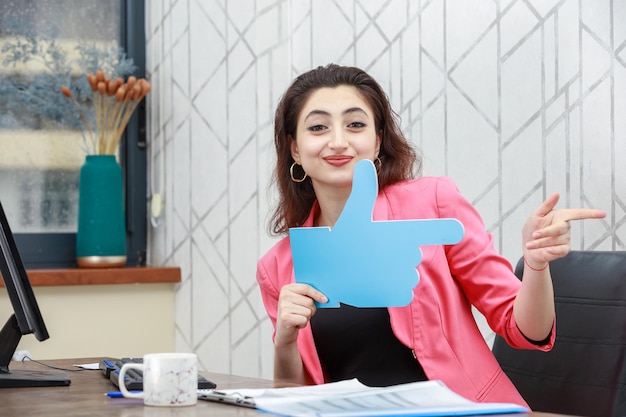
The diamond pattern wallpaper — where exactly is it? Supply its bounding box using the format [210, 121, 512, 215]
[145, 0, 625, 379]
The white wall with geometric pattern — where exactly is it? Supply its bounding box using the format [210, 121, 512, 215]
[145, 0, 626, 380]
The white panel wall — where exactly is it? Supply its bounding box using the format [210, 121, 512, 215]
[146, 0, 626, 379]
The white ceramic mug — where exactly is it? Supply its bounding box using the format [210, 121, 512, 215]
[118, 353, 198, 407]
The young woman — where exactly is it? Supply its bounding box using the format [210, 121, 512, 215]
[256, 64, 605, 407]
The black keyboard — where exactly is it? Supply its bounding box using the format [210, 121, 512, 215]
[99, 358, 217, 391]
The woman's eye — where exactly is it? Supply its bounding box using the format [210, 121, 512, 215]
[348, 121, 366, 129]
[307, 124, 326, 132]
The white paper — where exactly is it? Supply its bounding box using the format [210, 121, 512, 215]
[74, 362, 100, 370]
[199, 379, 528, 417]
[198, 379, 366, 407]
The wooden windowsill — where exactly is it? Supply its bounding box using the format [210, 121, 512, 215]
[1, 267, 181, 287]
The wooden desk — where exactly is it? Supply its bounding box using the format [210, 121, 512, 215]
[2, 358, 573, 417]
[4, 358, 270, 417]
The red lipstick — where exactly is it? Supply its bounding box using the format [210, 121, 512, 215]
[324, 155, 353, 167]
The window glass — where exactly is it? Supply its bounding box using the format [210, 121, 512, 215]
[0, 0, 146, 268]
[0, 0, 121, 233]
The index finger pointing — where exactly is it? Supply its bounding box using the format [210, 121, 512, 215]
[559, 208, 606, 222]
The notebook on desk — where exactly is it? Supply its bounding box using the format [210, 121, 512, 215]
[198, 379, 529, 417]
[99, 358, 216, 391]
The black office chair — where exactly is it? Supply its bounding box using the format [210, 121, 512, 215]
[492, 251, 626, 417]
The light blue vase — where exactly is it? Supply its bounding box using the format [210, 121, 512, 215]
[76, 155, 127, 268]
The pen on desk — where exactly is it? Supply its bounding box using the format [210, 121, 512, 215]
[106, 391, 141, 398]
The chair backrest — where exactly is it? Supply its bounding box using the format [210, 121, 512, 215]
[492, 250, 626, 417]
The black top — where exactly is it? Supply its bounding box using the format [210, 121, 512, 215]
[310, 303, 427, 387]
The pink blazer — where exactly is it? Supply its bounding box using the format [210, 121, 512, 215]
[256, 176, 555, 407]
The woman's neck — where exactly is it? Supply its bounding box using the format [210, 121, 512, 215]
[313, 186, 351, 228]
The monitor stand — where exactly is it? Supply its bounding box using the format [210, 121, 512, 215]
[0, 368, 71, 388]
[0, 315, 71, 388]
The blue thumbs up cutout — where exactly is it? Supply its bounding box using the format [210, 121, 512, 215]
[290, 159, 464, 308]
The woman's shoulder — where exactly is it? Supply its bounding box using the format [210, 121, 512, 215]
[258, 234, 293, 273]
[379, 176, 468, 220]
[259, 235, 291, 260]
[383, 176, 460, 197]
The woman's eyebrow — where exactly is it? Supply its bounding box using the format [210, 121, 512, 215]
[303, 109, 330, 122]
[303, 107, 369, 123]
[342, 107, 369, 117]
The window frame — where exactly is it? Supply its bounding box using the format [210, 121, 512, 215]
[14, 0, 147, 269]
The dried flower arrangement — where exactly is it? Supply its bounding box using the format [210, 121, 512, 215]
[0, 22, 141, 155]
[61, 70, 151, 155]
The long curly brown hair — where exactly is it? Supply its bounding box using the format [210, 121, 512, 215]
[269, 64, 421, 235]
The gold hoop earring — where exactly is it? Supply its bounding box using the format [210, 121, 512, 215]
[290, 162, 308, 183]
[374, 157, 382, 171]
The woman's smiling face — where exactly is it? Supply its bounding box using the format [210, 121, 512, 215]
[291, 85, 381, 193]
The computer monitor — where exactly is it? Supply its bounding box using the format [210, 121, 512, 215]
[0, 200, 70, 387]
